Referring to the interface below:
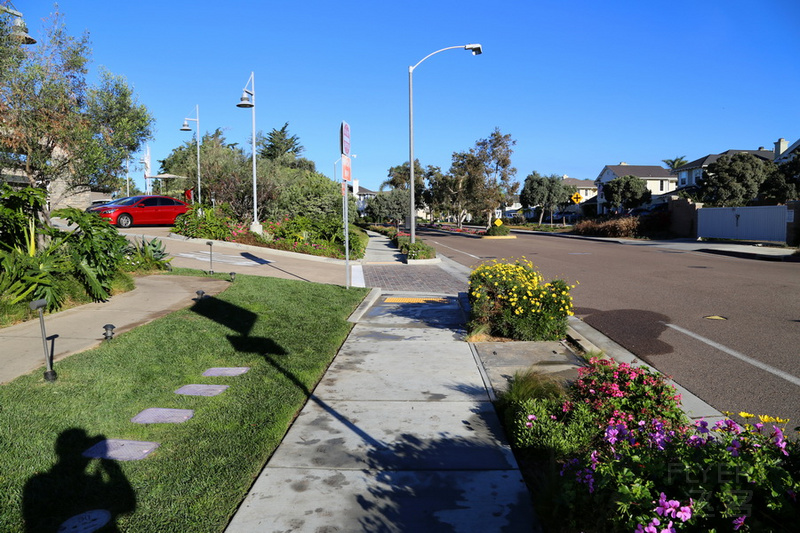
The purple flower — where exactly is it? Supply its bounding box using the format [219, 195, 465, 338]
[733, 515, 746, 530]
[726, 439, 741, 457]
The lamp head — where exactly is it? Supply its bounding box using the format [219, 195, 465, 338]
[12, 17, 36, 44]
[180, 120, 192, 131]
[465, 43, 483, 56]
[236, 93, 254, 108]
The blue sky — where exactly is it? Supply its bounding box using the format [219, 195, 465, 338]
[13, 0, 800, 193]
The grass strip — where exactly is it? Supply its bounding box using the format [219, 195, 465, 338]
[0, 273, 368, 532]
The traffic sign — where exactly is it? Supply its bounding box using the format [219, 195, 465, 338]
[340, 121, 350, 156]
[571, 192, 583, 204]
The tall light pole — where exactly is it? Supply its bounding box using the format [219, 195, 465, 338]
[180, 105, 201, 204]
[0, 3, 36, 44]
[236, 72, 262, 233]
[408, 43, 482, 243]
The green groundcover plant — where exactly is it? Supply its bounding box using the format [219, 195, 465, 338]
[501, 357, 800, 532]
[468, 258, 575, 341]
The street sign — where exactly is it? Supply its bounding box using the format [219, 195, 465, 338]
[340, 121, 350, 156]
[571, 192, 583, 204]
[341, 154, 351, 182]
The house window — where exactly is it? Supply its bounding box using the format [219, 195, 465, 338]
[660, 180, 665, 192]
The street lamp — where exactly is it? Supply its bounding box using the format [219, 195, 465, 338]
[236, 71, 262, 234]
[180, 105, 201, 205]
[0, 3, 36, 44]
[408, 43, 482, 243]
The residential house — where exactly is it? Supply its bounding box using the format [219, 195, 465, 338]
[673, 147, 776, 191]
[348, 179, 378, 216]
[594, 163, 675, 214]
[774, 137, 800, 165]
[563, 176, 597, 201]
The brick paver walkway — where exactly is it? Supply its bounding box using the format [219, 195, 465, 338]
[363, 264, 467, 295]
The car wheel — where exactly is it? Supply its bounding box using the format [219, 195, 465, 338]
[117, 214, 133, 228]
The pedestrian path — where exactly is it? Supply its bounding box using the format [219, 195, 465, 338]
[224, 292, 537, 532]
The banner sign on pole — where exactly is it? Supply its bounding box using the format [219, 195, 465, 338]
[341, 154, 351, 182]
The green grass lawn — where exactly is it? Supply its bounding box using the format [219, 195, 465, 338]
[0, 273, 369, 532]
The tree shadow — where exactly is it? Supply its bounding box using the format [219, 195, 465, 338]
[354, 408, 540, 532]
[22, 428, 136, 532]
[574, 307, 674, 359]
[240, 252, 311, 282]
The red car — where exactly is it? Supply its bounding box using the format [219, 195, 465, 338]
[88, 195, 190, 228]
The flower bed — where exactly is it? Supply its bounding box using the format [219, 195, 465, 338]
[468, 258, 575, 341]
[498, 357, 800, 532]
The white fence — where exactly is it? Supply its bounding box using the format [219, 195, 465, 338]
[697, 205, 788, 242]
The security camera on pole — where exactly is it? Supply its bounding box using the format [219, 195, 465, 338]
[340, 122, 352, 288]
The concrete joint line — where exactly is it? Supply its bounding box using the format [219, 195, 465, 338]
[469, 342, 497, 402]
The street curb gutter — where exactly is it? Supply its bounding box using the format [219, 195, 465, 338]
[348, 288, 382, 323]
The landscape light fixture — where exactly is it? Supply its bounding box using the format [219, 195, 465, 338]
[180, 105, 201, 204]
[229, 272, 236, 282]
[29, 298, 56, 382]
[1, 3, 36, 44]
[196, 290, 205, 300]
[206, 241, 214, 274]
[235, 71, 262, 234]
[102, 324, 116, 341]
[408, 43, 482, 243]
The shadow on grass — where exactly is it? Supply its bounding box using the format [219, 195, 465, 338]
[22, 428, 136, 532]
[190, 295, 381, 449]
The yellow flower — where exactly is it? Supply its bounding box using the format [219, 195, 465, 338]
[759, 415, 776, 423]
[739, 411, 755, 419]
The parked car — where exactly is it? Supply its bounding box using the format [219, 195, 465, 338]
[86, 198, 113, 210]
[87, 195, 190, 228]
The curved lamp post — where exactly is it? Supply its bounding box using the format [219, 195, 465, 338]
[408, 43, 482, 243]
[236, 72, 262, 233]
[1, 3, 36, 44]
[180, 105, 201, 204]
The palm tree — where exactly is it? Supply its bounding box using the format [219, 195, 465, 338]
[662, 156, 688, 170]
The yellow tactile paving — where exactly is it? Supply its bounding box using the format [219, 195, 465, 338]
[384, 297, 450, 303]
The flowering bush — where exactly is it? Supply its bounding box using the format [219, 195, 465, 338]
[503, 357, 800, 532]
[468, 258, 575, 341]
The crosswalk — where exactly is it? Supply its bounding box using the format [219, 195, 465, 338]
[175, 251, 273, 267]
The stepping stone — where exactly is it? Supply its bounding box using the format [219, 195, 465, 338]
[131, 408, 194, 424]
[203, 367, 250, 377]
[82, 439, 160, 461]
[175, 384, 229, 396]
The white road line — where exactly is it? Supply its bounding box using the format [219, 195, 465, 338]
[664, 322, 800, 388]
[430, 241, 481, 259]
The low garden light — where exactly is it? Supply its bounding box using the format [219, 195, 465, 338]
[196, 290, 205, 300]
[102, 324, 116, 341]
[29, 298, 56, 382]
[206, 241, 214, 274]
[229, 272, 236, 282]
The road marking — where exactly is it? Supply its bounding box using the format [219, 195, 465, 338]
[430, 241, 480, 259]
[704, 315, 728, 320]
[175, 251, 272, 267]
[664, 322, 800, 388]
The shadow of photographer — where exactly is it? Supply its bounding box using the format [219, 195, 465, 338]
[22, 428, 136, 532]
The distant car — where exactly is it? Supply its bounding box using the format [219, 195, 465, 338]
[87, 195, 190, 228]
[553, 211, 579, 223]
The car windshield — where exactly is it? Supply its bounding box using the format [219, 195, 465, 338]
[106, 196, 142, 206]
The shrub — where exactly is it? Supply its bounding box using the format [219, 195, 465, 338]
[121, 237, 173, 272]
[173, 205, 234, 240]
[485, 223, 511, 236]
[573, 216, 639, 238]
[468, 258, 575, 341]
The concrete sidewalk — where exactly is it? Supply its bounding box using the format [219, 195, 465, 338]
[224, 292, 539, 532]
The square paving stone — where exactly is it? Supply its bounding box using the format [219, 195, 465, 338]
[202, 367, 250, 377]
[175, 384, 229, 396]
[82, 439, 160, 461]
[131, 408, 194, 424]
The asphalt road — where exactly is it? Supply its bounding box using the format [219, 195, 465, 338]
[418, 228, 800, 430]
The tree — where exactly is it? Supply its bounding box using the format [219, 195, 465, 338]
[365, 189, 408, 227]
[520, 172, 572, 224]
[474, 127, 519, 224]
[603, 175, 651, 211]
[662, 156, 688, 170]
[258, 122, 303, 160]
[759, 152, 800, 204]
[0, 8, 153, 217]
[445, 149, 488, 228]
[696, 153, 776, 207]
